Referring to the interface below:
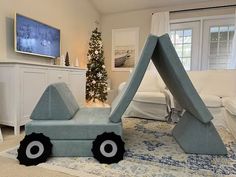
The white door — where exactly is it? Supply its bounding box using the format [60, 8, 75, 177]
[170, 21, 200, 70]
[202, 18, 235, 70]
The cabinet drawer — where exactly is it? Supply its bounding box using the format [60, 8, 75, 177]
[48, 69, 69, 84]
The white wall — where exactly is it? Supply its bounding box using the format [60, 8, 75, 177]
[102, 9, 153, 91]
[101, 0, 236, 92]
[0, 0, 100, 67]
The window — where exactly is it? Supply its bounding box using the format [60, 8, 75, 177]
[170, 21, 200, 71]
[171, 16, 235, 70]
[202, 17, 234, 70]
[170, 29, 192, 70]
[208, 25, 234, 69]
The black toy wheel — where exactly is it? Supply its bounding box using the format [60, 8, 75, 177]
[17, 133, 52, 166]
[92, 132, 125, 164]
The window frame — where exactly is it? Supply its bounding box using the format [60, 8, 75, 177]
[202, 17, 235, 70]
[170, 21, 200, 70]
[170, 14, 235, 70]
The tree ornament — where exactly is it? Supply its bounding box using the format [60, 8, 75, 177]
[95, 50, 99, 55]
[89, 91, 94, 96]
[92, 80, 96, 84]
[102, 65, 106, 69]
[97, 72, 103, 79]
[65, 52, 70, 66]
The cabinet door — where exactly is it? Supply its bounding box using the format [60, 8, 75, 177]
[68, 71, 86, 106]
[20, 67, 47, 124]
[48, 69, 69, 84]
[0, 66, 15, 125]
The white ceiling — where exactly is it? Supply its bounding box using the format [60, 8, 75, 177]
[90, 0, 212, 14]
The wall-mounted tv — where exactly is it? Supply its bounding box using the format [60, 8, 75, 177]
[15, 13, 61, 58]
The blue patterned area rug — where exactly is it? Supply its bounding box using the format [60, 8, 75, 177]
[1, 118, 236, 177]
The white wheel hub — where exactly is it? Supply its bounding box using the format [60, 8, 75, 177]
[26, 141, 44, 159]
[100, 140, 117, 158]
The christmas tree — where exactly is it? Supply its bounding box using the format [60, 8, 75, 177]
[86, 28, 108, 103]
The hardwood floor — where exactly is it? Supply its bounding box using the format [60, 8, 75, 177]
[0, 126, 74, 177]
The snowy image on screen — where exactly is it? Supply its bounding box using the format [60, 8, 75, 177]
[16, 14, 60, 58]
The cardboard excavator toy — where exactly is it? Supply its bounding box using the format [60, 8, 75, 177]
[17, 34, 227, 166]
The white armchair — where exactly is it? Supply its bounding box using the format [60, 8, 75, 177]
[166, 70, 236, 131]
[119, 69, 236, 134]
[119, 70, 170, 120]
[187, 70, 236, 128]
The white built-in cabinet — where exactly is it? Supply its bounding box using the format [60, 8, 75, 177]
[0, 62, 86, 135]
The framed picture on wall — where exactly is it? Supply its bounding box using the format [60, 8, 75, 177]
[112, 27, 139, 71]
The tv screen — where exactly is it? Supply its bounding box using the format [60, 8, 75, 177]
[15, 13, 60, 58]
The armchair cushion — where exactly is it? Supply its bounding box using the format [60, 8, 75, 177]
[133, 92, 166, 104]
[200, 94, 222, 108]
[187, 71, 207, 93]
[223, 98, 236, 116]
[138, 70, 166, 92]
[200, 70, 236, 97]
